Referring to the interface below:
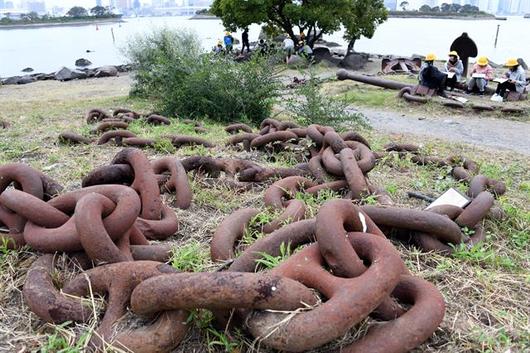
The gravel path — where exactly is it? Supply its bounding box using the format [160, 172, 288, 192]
[353, 107, 530, 156]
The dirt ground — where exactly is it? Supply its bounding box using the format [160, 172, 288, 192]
[0, 70, 529, 353]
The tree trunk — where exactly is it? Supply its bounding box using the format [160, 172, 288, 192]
[347, 39, 356, 54]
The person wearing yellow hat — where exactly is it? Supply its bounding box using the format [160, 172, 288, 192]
[443, 51, 464, 91]
[213, 40, 224, 54]
[223, 31, 234, 53]
[492, 58, 527, 100]
[466, 56, 494, 95]
[418, 53, 447, 96]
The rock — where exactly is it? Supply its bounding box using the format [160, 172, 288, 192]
[339, 53, 369, 70]
[75, 58, 92, 67]
[71, 70, 88, 80]
[1, 76, 22, 85]
[17, 75, 36, 84]
[21, 67, 34, 73]
[116, 64, 134, 72]
[313, 47, 341, 65]
[94, 65, 118, 78]
[55, 67, 74, 81]
[287, 55, 304, 66]
[518, 58, 528, 70]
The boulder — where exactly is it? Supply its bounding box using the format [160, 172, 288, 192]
[1, 76, 22, 85]
[55, 67, 74, 81]
[518, 58, 528, 70]
[313, 47, 341, 65]
[17, 75, 36, 84]
[21, 67, 34, 73]
[71, 70, 88, 80]
[339, 53, 369, 70]
[75, 58, 92, 67]
[287, 55, 304, 66]
[94, 65, 118, 78]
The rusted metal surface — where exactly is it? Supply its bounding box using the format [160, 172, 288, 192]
[337, 69, 413, 90]
[130, 272, 317, 314]
[225, 123, 253, 134]
[58, 132, 93, 144]
[211, 208, 260, 261]
[7, 115, 512, 352]
[382, 57, 422, 74]
[23, 255, 90, 323]
[146, 114, 171, 125]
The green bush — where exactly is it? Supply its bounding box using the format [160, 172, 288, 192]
[124, 28, 279, 125]
[286, 72, 370, 129]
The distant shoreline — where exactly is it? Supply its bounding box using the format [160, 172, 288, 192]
[0, 17, 124, 30]
[189, 14, 220, 20]
[389, 12, 495, 20]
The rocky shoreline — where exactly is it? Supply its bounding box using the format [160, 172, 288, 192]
[1, 63, 134, 85]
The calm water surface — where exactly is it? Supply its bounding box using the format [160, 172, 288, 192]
[1, 16, 529, 77]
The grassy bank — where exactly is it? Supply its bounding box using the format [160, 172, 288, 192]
[0, 74, 529, 352]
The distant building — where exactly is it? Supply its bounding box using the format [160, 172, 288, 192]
[96, 0, 103, 6]
[0, 0, 4, 10]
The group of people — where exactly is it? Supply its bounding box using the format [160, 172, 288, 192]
[213, 29, 314, 64]
[420, 51, 527, 102]
[282, 32, 314, 64]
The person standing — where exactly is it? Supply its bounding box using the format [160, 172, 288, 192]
[241, 28, 250, 54]
[283, 35, 295, 65]
[466, 56, 494, 95]
[443, 51, 464, 91]
[224, 31, 234, 53]
[492, 58, 527, 100]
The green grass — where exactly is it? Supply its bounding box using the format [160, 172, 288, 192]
[170, 241, 211, 272]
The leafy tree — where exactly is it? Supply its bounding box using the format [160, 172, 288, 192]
[431, 6, 440, 12]
[440, 3, 450, 12]
[342, 0, 387, 53]
[399, 1, 409, 11]
[21, 11, 39, 21]
[211, 0, 387, 49]
[460, 4, 479, 13]
[419, 5, 432, 12]
[90, 5, 109, 17]
[67, 6, 88, 17]
[450, 3, 461, 12]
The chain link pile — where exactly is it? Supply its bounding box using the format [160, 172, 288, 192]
[0, 111, 509, 352]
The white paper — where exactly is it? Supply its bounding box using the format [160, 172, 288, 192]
[446, 72, 456, 79]
[472, 73, 486, 79]
[455, 97, 468, 103]
[493, 78, 508, 84]
[426, 188, 470, 210]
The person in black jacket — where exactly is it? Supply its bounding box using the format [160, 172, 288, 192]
[241, 28, 250, 53]
[419, 53, 447, 96]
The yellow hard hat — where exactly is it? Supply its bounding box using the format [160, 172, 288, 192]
[477, 56, 489, 66]
[225, 31, 231, 35]
[448, 51, 459, 57]
[505, 58, 519, 67]
[425, 53, 437, 61]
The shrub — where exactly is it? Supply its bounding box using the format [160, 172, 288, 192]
[124, 28, 279, 125]
[286, 72, 370, 129]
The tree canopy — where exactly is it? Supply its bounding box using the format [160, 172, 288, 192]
[67, 6, 88, 18]
[90, 6, 110, 17]
[342, 0, 387, 53]
[211, 0, 387, 50]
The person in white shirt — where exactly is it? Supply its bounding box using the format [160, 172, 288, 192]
[283, 36, 295, 64]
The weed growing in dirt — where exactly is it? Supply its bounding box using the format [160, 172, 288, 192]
[170, 241, 210, 272]
[255, 242, 292, 270]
